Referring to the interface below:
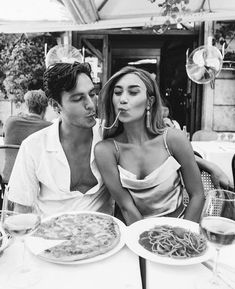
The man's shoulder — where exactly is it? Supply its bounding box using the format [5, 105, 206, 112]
[22, 123, 52, 145]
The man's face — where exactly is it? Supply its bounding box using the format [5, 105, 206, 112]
[60, 73, 97, 128]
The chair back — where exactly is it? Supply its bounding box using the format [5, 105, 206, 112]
[0, 145, 20, 184]
[183, 170, 215, 205]
[232, 154, 235, 191]
[192, 130, 218, 141]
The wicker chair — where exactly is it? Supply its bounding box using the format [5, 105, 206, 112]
[232, 154, 235, 192]
[192, 130, 218, 141]
[0, 145, 20, 206]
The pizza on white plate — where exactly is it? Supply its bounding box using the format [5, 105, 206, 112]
[33, 212, 121, 262]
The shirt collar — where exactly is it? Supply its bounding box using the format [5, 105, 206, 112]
[45, 118, 103, 154]
[45, 118, 61, 152]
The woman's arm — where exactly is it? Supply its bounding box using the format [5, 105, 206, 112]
[94, 140, 142, 225]
[195, 156, 232, 189]
[167, 129, 205, 222]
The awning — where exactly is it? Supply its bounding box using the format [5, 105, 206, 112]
[1, 0, 235, 33]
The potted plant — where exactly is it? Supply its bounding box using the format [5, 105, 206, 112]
[147, 0, 205, 33]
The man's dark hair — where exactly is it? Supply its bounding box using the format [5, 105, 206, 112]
[43, 62, 92, 104]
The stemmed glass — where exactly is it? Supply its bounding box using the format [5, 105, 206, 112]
[198, 189, 235, 289]
[1, 187, 41, 288]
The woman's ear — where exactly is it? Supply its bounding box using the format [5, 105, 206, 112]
[148, 96, 155, 107]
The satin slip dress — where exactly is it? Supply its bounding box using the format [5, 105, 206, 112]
[114, 129, 185, 218]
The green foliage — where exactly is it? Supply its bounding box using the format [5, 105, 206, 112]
[147, 0, 191, 34]
[0, 33, 57, 102]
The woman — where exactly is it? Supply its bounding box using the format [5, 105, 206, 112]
[95, 66, 205, 225]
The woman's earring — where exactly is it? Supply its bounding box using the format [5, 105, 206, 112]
[146, 104, 151, 128]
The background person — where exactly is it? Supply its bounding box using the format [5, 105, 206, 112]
[95, 66, 205, 225]
[4, 89, 52, 145]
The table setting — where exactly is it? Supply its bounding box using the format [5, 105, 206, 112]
[0, 189, 235, 289]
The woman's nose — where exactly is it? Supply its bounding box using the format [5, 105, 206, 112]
[120, 94, 128, 104]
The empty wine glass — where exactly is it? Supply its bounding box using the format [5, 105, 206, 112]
[1, 186, 41, 288]
[198, 189, 235, 289]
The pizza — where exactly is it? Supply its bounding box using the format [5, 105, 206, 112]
[33, 212, 121, 262]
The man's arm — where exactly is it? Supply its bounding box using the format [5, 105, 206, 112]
[8, 141, 39, 206]
[195, 156, 232, 189]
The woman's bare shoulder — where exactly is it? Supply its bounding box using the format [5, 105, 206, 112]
[165, 128, 191, 154]
[94, 138, 115, 156]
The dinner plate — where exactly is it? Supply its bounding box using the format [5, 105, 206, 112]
[125, 217, 214, 265]
[25, 211, 126, 265]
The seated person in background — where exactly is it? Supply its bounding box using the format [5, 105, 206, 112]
[4, 89, 52, 145]
[162, 102, 181, 130]
[95, 66, 205, 225]
[7, 62, 112, 217]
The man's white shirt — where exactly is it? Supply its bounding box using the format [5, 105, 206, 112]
[8, 119, 112, 217]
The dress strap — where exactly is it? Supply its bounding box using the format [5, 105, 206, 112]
[113, 139, 120, 163]
[163, 129, 172, 156]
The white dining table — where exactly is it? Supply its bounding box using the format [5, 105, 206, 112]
[191, 141, 235, 186]
[0, 240, 142, 289]
[146, 244, 235, 289]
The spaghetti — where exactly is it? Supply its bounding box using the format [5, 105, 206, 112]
[139, 225, 207, 259]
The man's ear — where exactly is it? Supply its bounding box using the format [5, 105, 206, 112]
[51, 99, 62, 114]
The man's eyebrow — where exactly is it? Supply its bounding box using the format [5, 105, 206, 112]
[70, 87, 95, 98]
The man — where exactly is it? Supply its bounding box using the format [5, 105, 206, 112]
[4, 89, 52, 145]
[8, 62, 112, 217]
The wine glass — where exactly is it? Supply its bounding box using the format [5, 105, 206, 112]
[198, 189, 235, 289]
[1, 186, 41, 288]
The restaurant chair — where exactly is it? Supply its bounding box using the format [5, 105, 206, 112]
[0, 145, 20, 206]
[232, 154, 235, 192]
[183, 151, 215, 205]
[192, 129, 218, 141]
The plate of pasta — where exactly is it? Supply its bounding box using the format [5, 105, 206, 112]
[125, 217, 214, 265]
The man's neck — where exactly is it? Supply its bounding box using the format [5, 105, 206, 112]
[59, 121, 93, 147]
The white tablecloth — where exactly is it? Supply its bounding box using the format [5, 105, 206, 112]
[146, 244, 235, 289]
[191, 141, 235, 186]
[0, 241, 142, 289]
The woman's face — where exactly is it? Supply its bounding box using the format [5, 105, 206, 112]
[112, 73, 148, 124]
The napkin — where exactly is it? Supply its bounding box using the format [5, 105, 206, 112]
[25, 236, 66, 255]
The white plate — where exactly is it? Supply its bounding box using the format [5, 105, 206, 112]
[125, 217, 214, 266]
[25, 211, 126, 265]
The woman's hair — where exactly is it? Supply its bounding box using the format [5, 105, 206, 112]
[99, 66, 165, 139]
[24, 89, 48, 115]
[43, 62, 92, 104]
